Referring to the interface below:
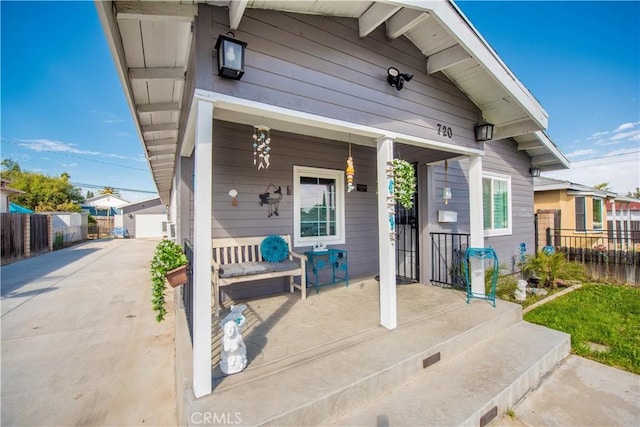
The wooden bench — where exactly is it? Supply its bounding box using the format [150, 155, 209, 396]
[212, 235, 307, 313]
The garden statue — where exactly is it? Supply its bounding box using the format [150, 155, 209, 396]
[515, 279, 527, 301]
[220, 320, 248, 375]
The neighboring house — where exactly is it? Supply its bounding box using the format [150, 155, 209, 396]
[606, 196, 640, 249]
[81, 194, 129, 229]
[121, 197, 167, 238]
[0, 179, 24, 213]
[533, 176, 614, 248]
[97, 0, 569, 397]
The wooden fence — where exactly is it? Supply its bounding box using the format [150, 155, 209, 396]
[1, 213, 51, 265]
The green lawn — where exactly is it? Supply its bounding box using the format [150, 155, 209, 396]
[524, 283, 640, 374]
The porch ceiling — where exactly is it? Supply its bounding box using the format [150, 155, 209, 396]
[96, 0, 567, 203]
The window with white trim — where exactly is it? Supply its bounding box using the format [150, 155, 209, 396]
[592, 198, 604, 230]
[293, 166, 345, 247]
[482, 173, 512, 236]
[575, 196, 586, 231]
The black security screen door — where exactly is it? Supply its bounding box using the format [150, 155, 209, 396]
[395, 163, 419, 283]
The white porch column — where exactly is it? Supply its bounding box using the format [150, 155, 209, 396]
[193, 100, 213, 398]
[377, 136, 397, 330]
[468, 155, 485, 297]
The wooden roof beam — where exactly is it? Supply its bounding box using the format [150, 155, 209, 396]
[386, 9, 429, 40]
[115, 2, 196, 22]
[137, 103, 180, 114]
[229, 0, 249, 30]
[129, 67, 184, 81]
[142, 123, 179, 133]
[427, 45, 472, 74]
[359, 3, 401, 38]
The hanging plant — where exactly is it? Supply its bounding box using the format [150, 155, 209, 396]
[393, 159, 417, 209]
[150, 239, 188, 322]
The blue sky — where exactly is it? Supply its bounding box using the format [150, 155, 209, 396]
[1, 1, 639, 200]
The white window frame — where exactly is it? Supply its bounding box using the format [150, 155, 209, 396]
[483, 172, 512, 237]
[592, 197, 604, 230]
[293, 166, 345, 247]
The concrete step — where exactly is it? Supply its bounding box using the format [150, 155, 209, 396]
[331, 321, 570, 427]
[189, 299, 524, 426]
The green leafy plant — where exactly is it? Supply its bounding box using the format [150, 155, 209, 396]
[150, 239, 188, 322]
[393, 159, 416, 209]
[522, 251, 586, 289]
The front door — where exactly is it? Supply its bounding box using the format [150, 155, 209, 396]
[395, 163, 419, 283]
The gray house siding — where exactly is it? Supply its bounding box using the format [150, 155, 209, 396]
[195, 5, 481, 151]
[211, 120, 379, 300]
[482, 139, 535, 269]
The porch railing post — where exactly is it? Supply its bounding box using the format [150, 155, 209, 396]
[377, 136, 396, 330]
[468, 155, 485, 297]
[192, 99, 213, 398]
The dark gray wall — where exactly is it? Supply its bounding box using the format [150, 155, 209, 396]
[195, 5, 481, 150]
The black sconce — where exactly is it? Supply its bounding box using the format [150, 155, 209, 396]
[529, 166, 541, 177]
[387, 67, 413, 90]
[215, 32, 247, 80]
[474, 121, 494, 142]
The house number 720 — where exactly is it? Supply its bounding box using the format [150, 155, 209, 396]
[437, 124, 453, 138]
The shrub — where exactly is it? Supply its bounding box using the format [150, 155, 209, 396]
[522, 251, 586, 288]
[150, 239, 188, 322]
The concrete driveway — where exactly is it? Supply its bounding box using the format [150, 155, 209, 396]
[1, 238, 176, 426]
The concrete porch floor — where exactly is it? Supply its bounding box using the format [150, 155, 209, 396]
[211, 277, 474, 386]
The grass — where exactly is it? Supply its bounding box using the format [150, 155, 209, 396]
[524, 283, 640, 374]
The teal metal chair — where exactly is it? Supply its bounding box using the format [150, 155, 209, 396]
[462, 247, 498, 307]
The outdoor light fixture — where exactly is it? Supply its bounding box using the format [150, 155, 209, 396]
[215, 32, 247, 80]
[474, 121, 494, 142]
[529, 166, 541, 177]
[387, 67, 413, 90]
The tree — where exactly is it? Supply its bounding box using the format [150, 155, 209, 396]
[0, 160, 84, 212]
[594, 182, 611, 191]
[626, 188, 640, 199]
[100, 186, 121, 197]
[86, 190, 95, 199]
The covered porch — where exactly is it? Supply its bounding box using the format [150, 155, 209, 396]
[175, 277, 569, 426]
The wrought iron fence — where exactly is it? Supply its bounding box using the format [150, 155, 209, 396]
[430, 232, 470, 288]
[540, 227, 639, 285]
[182, 239, 194, 342]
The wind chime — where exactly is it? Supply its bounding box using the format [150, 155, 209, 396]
[252, 125, 271, 170]
[442, 160, 452, 205]
[345, 141, 355, 193]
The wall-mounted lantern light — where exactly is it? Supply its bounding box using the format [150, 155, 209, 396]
[387, 67, 413, 91]
[474, 121, 494, 142]
[529, 166, 541, 177]
[215, 32, 247, 80]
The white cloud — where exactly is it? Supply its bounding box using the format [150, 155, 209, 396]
[116, 131, 132, 138]
[61, 163, 78, 167]
[16, 138, 139, 162]
[543, 150, 640, 194]
[18, 139, 100, 155]
[614, 121, 640, 133]
[566, 149, 595, 158]
[587, 130, 609, 140]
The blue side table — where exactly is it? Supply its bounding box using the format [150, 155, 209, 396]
[462, 247, 498, 307]
[304, 249, 348, 293]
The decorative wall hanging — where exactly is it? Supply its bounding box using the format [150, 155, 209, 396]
[346, 142, 355, 193]
[258, 183, 282, 218]
[228, 189, 238, 206]
[386, 161, 396, 242]
[252, 125, 271, 170]
[392, 159, 417, 209]
[442, 160, 452, 205]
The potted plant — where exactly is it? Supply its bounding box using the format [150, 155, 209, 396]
[150, 239, 188, 322]
[393, 159, 417, 209]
